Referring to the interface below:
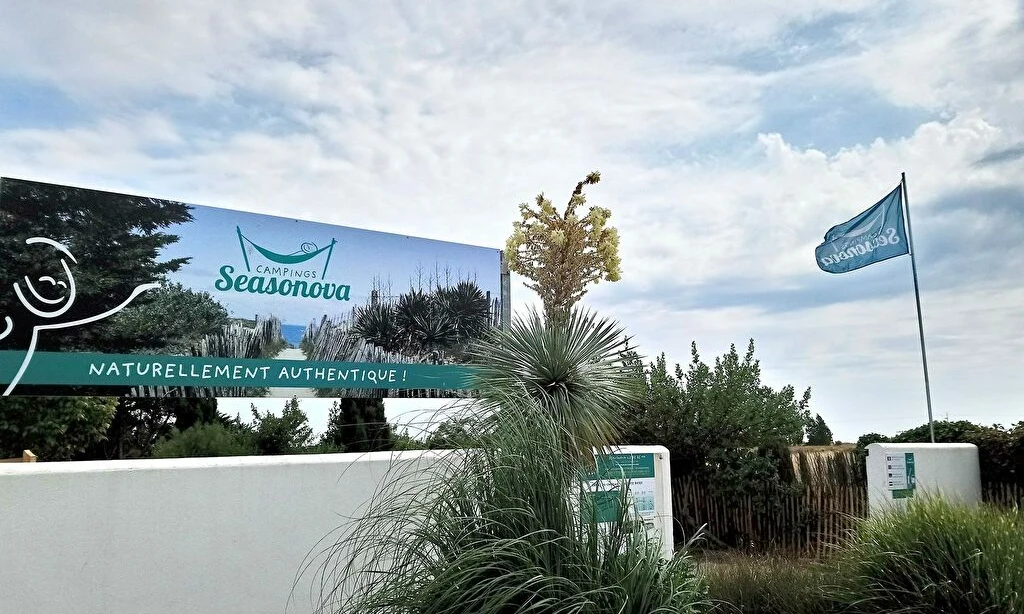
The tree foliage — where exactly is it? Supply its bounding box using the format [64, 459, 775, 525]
[390, 427, 428, 451]
[505, 171, 621, 323]
[320, 397, 392, 453]
[0, 178, 192, 353]
[805, 413, 834, 446]
[0, 396, 117, 460]
[82, 397, 225, 459]
[855, 432, 890, 452]
[425, 416, 480, 449]
[153, 422, 254, 458]
[619, 340, 811, 543]
[249, 398, 313, 455]
[621, 339, 811, 480]
[106, 282, 229, 353]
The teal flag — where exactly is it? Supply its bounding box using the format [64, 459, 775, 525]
[815, 185, 909, 274]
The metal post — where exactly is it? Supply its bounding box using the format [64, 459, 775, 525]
[499, 251, 512, 332]
[901, 172, 935, 443]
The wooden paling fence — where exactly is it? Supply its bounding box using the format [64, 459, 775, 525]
[674, 476, 1024, 557]
[672, 477, 868, 557]
[983, 481, 1024, 507]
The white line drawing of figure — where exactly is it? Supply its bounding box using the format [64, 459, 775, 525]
[1, 237, 159, 396]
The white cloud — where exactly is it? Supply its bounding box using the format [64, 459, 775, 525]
[851, 2, 1021, 100]
[1, 0, 1022, 441]
[607, 111, 1018, 292]
[604, 276, 1024, 440]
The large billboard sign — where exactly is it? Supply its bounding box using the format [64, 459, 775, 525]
[0, 177, 508, 398]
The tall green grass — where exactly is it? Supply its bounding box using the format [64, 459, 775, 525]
[703, 554, 839, 614]
[302, 309, 709, 614]
[837, 495, 1024, 614]
[703, 497, 1024, 613]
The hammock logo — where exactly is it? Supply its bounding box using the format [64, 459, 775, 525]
[214, 226, 352, 301]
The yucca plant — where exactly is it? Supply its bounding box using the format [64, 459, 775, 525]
[303, 308, 708, 614]
[435, 280, 492, 345]
[470, 308, 643, 456]
[352, 303, 402, 353]
[355, 282, 495, 361]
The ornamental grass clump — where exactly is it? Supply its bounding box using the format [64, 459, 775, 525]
[305, 308, 708, 614]
[703, 554, 839, 614]
[837, 495, 1024, 614]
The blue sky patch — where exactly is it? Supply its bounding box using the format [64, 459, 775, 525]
[0, 78, 88, 130]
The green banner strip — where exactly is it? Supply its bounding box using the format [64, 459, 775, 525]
[0, 351, 477, 390]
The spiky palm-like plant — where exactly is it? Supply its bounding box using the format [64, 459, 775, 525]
[352, 303, 402, 353]
[304, 308, 707, 614]
[356, 282, 493, 360]
[470, 307, 640, 455]
[435, 281, 492, 345]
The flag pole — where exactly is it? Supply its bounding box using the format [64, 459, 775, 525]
[901, 172, 935, 443]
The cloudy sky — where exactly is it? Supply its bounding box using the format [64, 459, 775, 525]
[1, 1, 1022, 441]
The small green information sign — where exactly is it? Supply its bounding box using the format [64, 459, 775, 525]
[885, 451, 916, 499]
[584, 452, 657, 524]
[587, 453, 656, 481]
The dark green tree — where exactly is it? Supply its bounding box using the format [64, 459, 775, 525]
[320, 397, 392, 453]
[0, 178, 193, 353]
[250, 398, 313, 455]
[618, 340, 811, 544]
[805, 413, 834, 446]
[0, 396, 117, 460]
[855, 432, 891, 455]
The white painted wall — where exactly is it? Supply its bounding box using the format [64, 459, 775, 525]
[865, 442, 982, 515]
[0, 445, 673, 614]
[0, 451, 446, 614]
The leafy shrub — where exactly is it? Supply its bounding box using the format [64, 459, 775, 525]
[704, 554, 838, 614]
[855, 432, 889, 455]
[892, 419, 987, 444]
[962, 426, 1022, 485]
[0, 396, 118, 460]
[107, 282, 229, 353]
[153, 423, 254, 458]
[836, 496, 1024, 614]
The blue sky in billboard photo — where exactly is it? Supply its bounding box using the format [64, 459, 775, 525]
[159, 201, 502, 327]
[1, 1, 1022, 440]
